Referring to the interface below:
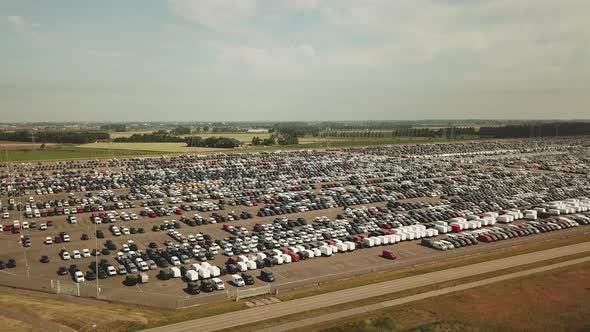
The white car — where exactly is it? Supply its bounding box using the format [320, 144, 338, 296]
[130, 213, 138, 220]
[122, 227, 130, 235]
[212, 277, 225, 290]
[61, 251, 71, 260]
[122, 244, 130, 252]
[62, 234, 71, 242]
[72, 250, 81, 259]
[170, 256, 181, 266]
[44, 237, 53, 245]
[107, 266, 117, 276]
[82, 249, 91, 258]
[74, 271, 84, 283]
[1, 212, 9, 219]
[39, 223, 47, 230]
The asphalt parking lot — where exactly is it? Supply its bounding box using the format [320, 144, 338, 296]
[1, 138, 590, 308]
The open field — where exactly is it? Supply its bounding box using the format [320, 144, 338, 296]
[77, 142, 227, 153]
[0, 145, 162, 162]
[111, 130, 272, 143]
[0, 141, 59, 151]
[311, 260, 590, 332]
[0, 316, 33, 332]
[0, 136, 506, 162]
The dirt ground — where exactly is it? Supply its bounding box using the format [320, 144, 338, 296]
[315, 261, 590, 332]
[0, 142, 58, 151]
[0, 316, 32, 332]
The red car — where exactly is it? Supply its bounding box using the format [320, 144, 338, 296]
[46, 220, 53, 226]
[4, 224, 11, 232]
[290, 253, 300, 262]
[382, 250, 397, 260]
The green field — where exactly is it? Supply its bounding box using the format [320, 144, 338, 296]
[78, 142, 228, 153]
[0, 135, 494, 162]
[111, 131, 271, 143]
[0, 145, 161, 162]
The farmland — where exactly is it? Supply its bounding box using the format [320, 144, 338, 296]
[314, 261, 590, 332]
[77, 142, 227, 153]
[0, 145, 162, 162]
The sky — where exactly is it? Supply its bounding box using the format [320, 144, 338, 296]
[1, 0, 589, 122]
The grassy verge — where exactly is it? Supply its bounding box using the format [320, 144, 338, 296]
[219, 252, 590, 332]
[304, 260, 590, 332]
[0, 145, 162, 162]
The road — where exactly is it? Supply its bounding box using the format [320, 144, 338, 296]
[141, 241, 590, 332]
[260, 256, 590, 332]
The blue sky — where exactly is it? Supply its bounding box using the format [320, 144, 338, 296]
[1, 0, 589, 122]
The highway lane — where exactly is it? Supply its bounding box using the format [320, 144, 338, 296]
[141, 241, 590, 332]
[262, 256, 590, 332]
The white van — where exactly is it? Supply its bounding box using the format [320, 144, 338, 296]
[231, 274, 245, 287]
[185, 270, 199, 281]
[170, 267, 181, 278]
[212, 277, 225, 290]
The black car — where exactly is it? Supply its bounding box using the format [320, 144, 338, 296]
[201, 280, 214, 292]
[86, 270, 97, 280]
[158, 269, 172, 280]
[6, 259, 16, 268]
[97, 269, 108, 279]
[187, 281, 201, 295]
[242, 273, 255, 285]
[125, 275, 138, 286]
[81, 233, 89, 240]
[96, 230, 104, 238]
[40, 255, 50, 263]
[0, 261, 5, 270]
[260, 270, 274, 282]
[57, 266, 68, 275]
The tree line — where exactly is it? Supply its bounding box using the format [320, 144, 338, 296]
[479, 122, 590, 138]
[185, 136, 240, 148]
[320, 127, 477, 139]
[0, 130, 109, 144]
[113, 130, 185, 143]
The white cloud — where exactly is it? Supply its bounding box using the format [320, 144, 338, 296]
[6, 15, 25, 30]
[288, 0, 319, 10]
[167, 0, 257, 31]
[83, 49, 125, 57]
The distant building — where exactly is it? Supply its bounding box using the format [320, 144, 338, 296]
[247, 128, 269, 133]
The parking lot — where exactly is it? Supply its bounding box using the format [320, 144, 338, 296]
[1, 137, 590, 308]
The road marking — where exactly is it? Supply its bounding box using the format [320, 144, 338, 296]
[136, 284, 144, 292]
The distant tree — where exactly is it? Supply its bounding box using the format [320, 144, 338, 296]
[171, 126, 191, 136]
[40, 143, 46, 150]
